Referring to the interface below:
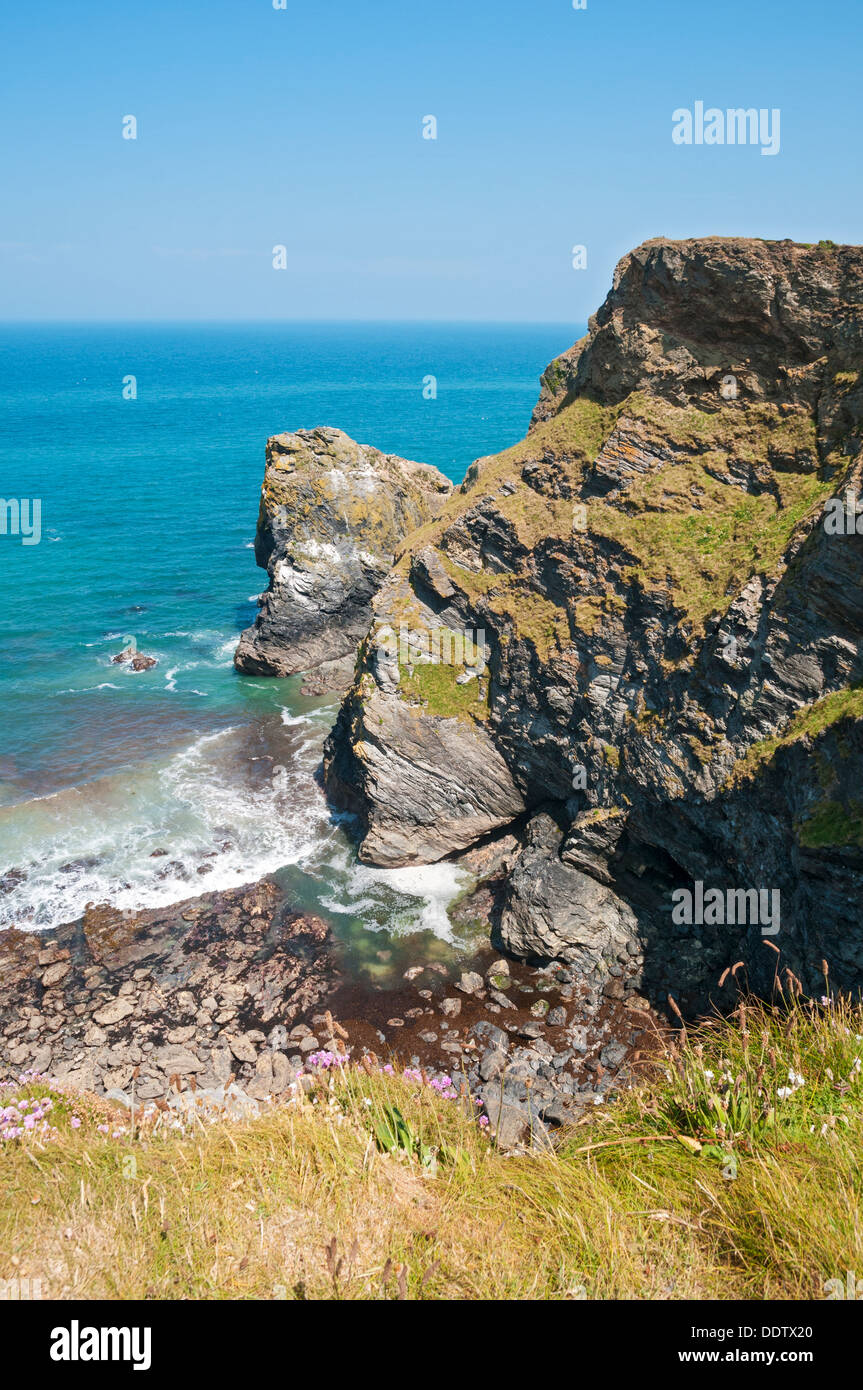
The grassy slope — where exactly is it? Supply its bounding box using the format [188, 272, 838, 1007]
[2, 992, 861, 1300]
[383, 392, 835, 697]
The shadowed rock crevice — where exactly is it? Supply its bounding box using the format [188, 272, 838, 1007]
[322, 237, 863, 1006]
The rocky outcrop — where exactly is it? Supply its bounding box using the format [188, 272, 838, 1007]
[324, 666, 525, 866]
[324, 237, 863, 1009]
[234, 427, 452, 686]
[112, 644, 157, 672]
[495, 811, 641, 967]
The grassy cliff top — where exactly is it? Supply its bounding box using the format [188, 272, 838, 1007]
[2, 995, 861, 1299]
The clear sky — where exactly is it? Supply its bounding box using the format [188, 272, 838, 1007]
[1, 0, 860, 321]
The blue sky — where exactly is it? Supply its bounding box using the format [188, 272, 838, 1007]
[1, 0, 860, 320]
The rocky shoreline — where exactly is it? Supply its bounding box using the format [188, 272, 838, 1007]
[0, 870, 659, 1149]
[4, 235, 861, 1151]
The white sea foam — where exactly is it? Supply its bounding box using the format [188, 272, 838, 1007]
[0, 702, 468, 943]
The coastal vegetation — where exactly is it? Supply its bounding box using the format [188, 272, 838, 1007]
[3, 989, 861, 1301]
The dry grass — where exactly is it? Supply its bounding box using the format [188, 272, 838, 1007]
[2, 991, 861, 1301]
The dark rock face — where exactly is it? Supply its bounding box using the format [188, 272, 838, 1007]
[324, 237, 863, 1010]
[495, 811, 640, 968]
[0, 881, 340, 1098]
[324, 677, 526, 865]
[234, 427, 452, 687]
[531, 235, 863, 423]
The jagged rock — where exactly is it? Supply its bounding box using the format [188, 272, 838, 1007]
[234, 427, 452, 686]
[226, 1033, 257, 1065]
[324, 678, 525, 865]
[112, 644, 157, 672]
[455, 971, 484, 995]
[93, 997, 135, 1027]
[41, 960, 71, 987]
[155, 1045, 204, 1075]
[495, 812, 640, 968]
[411, 547, 457, 601]
[480, 1084, 554, 1151]
[479, 1047, 508, 1081]
[323, 236, 863, 1006]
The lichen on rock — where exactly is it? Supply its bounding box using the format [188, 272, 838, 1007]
[323, 236, 863, 1006]
[234, 427, 452, 686]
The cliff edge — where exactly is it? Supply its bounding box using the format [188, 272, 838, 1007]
[323, 237, 863, 1009]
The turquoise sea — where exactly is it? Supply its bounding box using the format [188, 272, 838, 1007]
[0, 323, 576, 966]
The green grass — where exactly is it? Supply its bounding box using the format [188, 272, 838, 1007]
[730, 684, 863, 785]
[590, 439, 831, 632]
[2, 989, 862, 1300]
[398, 660, 489, 723]
[395, 391, 834, 648]
[797, 798, 863, 849]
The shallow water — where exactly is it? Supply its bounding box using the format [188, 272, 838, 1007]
[0, 322, 577, 962]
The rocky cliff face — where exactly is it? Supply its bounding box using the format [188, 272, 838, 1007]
[324, 237, 863, 1011]
[235, 427, 452, 688]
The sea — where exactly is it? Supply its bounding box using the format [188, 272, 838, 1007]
[0, 322, 576, 978]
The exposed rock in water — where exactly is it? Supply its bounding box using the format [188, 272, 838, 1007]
[234, 427, 452, 688]
[112, 644, 157, 671]
[324, 237, 863, 1010]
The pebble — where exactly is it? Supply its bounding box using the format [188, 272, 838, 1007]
[456, 971, 484, 996]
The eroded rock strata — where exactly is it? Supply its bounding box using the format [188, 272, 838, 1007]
[325, 237, 863, 1010]
[234, 427, 452, 687]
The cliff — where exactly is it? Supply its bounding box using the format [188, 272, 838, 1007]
[234, 427, 452, 687]
[324, 237, 863, 1010]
